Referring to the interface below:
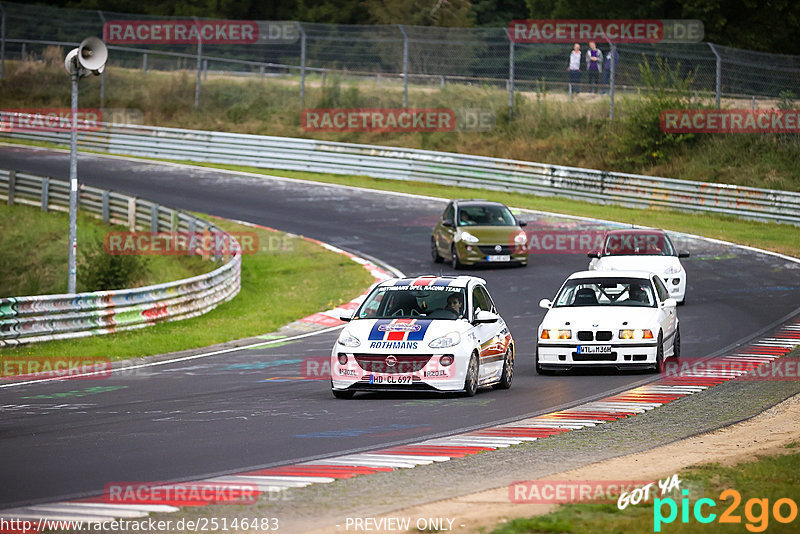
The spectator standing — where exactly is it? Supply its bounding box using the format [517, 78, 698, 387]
[586, 41, 602, 93]
[567, 43, 581, 94]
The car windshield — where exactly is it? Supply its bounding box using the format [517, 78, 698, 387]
[602, 233, 676, 256]
[457, 205, 516, 227]
[356, 285, 468, 320]
[553, 277, 656, 308]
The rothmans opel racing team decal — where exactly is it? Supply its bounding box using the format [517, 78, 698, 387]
[368, 319, 432, 349]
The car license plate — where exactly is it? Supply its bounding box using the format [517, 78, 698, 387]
[368, 374, 413, 385]
[486, 255, 511, 262]
[577, 345, 612, 354]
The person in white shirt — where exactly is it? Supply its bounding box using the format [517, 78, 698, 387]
[567, 43, 581, 94]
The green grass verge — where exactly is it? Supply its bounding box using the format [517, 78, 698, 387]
[192, 162, 800, 260]
[0, 202, 210, 296]
[492, 450, 800, 533]
[1, 217, 374, 360]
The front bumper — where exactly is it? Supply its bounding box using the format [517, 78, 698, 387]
[330, 350, 469, 392]
[455, 241, 527, 266]
[537, 342, 658, 370]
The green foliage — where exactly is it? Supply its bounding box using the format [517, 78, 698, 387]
[317, 75, 363, 108]
[615, 56, 700, 169]
[79, 237, 148, 291]
[777, 90, 796, 111]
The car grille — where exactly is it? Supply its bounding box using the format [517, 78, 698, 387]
[477, 245, 513, 255]
[573, 352, 617, 362]
[353, 354, 433, 374]
[577, 331, 613, 341]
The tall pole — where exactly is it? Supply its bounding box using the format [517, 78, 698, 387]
[398, 24, 408, 108]
[297, 22, 306, 108]
[505, 28, 515, 118]
[609, 44, 616, 120]
[68, 71, 79, 293]
[97, 10, 106, 107]
[194, 17, 202, 109]
[0, 2, 6, 81]
[708, 43, 721, 109]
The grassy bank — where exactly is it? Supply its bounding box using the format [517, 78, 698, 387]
[1, 51, 798, 192]
[0, 202, 210, 297]
[0, 216, 374, 360]
[493, 445, 800, 533]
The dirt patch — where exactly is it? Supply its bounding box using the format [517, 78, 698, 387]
[305, 392, 800, 533]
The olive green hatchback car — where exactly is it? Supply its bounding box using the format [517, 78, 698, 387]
[431, 200, 529, 268]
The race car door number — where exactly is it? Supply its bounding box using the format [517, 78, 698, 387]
[577, 345, 612, 354]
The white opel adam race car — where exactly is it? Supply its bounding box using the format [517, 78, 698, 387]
[536, 271, 680, 374]
[331, 275, 515, 398]
[588, 229, 689, 304]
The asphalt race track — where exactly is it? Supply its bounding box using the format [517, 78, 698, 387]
[2, 146, 799, 508]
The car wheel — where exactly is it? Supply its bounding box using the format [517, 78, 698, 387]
[673, 326, 681, 360]
[535, 348, 554, 375]
[652, 333, 665, 374]
[451, 244, 463, 270]
[431, 236, 443, 263]
[463, 351, 479, 396]
[494, 346, 514, 389]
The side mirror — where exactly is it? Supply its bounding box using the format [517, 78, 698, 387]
[538, 298, 552, 309]
[442, 219, 454, 228]
[518, 219, 528, 227]
[678, 252, 690, 258]
[587, 250, 600, 259]
[338, 311, 354, 322]
[473, 310, 499, 324]
[662, 298, 677, 308]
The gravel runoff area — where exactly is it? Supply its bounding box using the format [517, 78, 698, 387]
[144, 348, 800, 534]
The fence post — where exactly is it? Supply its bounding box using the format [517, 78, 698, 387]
[142, 53, 147, 74]
[0, 2, 6, 81]
[203, 59, 208, 80]
[150, 204, 159, 232]
[127, 197, 136, 231]
[7, 169, 15, 205]
[101, 190, 109, 222]
[194, 16, 202, 109]
[398, 24, 408, 108]
[608, 43, 616, 120]
[708, 43, 721, 109]
[504, 28, 515, 118]
[41, 177, 49, 211]
[297, 22, 306, 108]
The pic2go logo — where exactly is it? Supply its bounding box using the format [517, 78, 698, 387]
[654, 489, 798, 532]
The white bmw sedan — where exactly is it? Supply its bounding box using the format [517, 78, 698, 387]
[588, 229, 689, 304]
[331, 275, 515, 398]
[536, 271, 680, 374]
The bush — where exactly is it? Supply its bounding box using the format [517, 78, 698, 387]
[615, 57, 701, 169]
[80, 237, 148, 291]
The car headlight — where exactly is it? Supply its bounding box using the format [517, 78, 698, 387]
[460, 231, 479, 243]
[664, 265, 681, 275]
[337, 331, 361, 347]
[514, 232, 527, 244]
[541, 329, 571, 340]
[619, 329, 654, 340]
[429, 331, 461, 348]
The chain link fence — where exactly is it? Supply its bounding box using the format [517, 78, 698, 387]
[1, 1, 799, 115]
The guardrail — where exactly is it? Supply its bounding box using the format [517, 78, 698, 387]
[0, 169, 241, 347]
[3, 121, 800, 225]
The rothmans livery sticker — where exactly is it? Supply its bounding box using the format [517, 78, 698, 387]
[368, 318, 432, 349]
